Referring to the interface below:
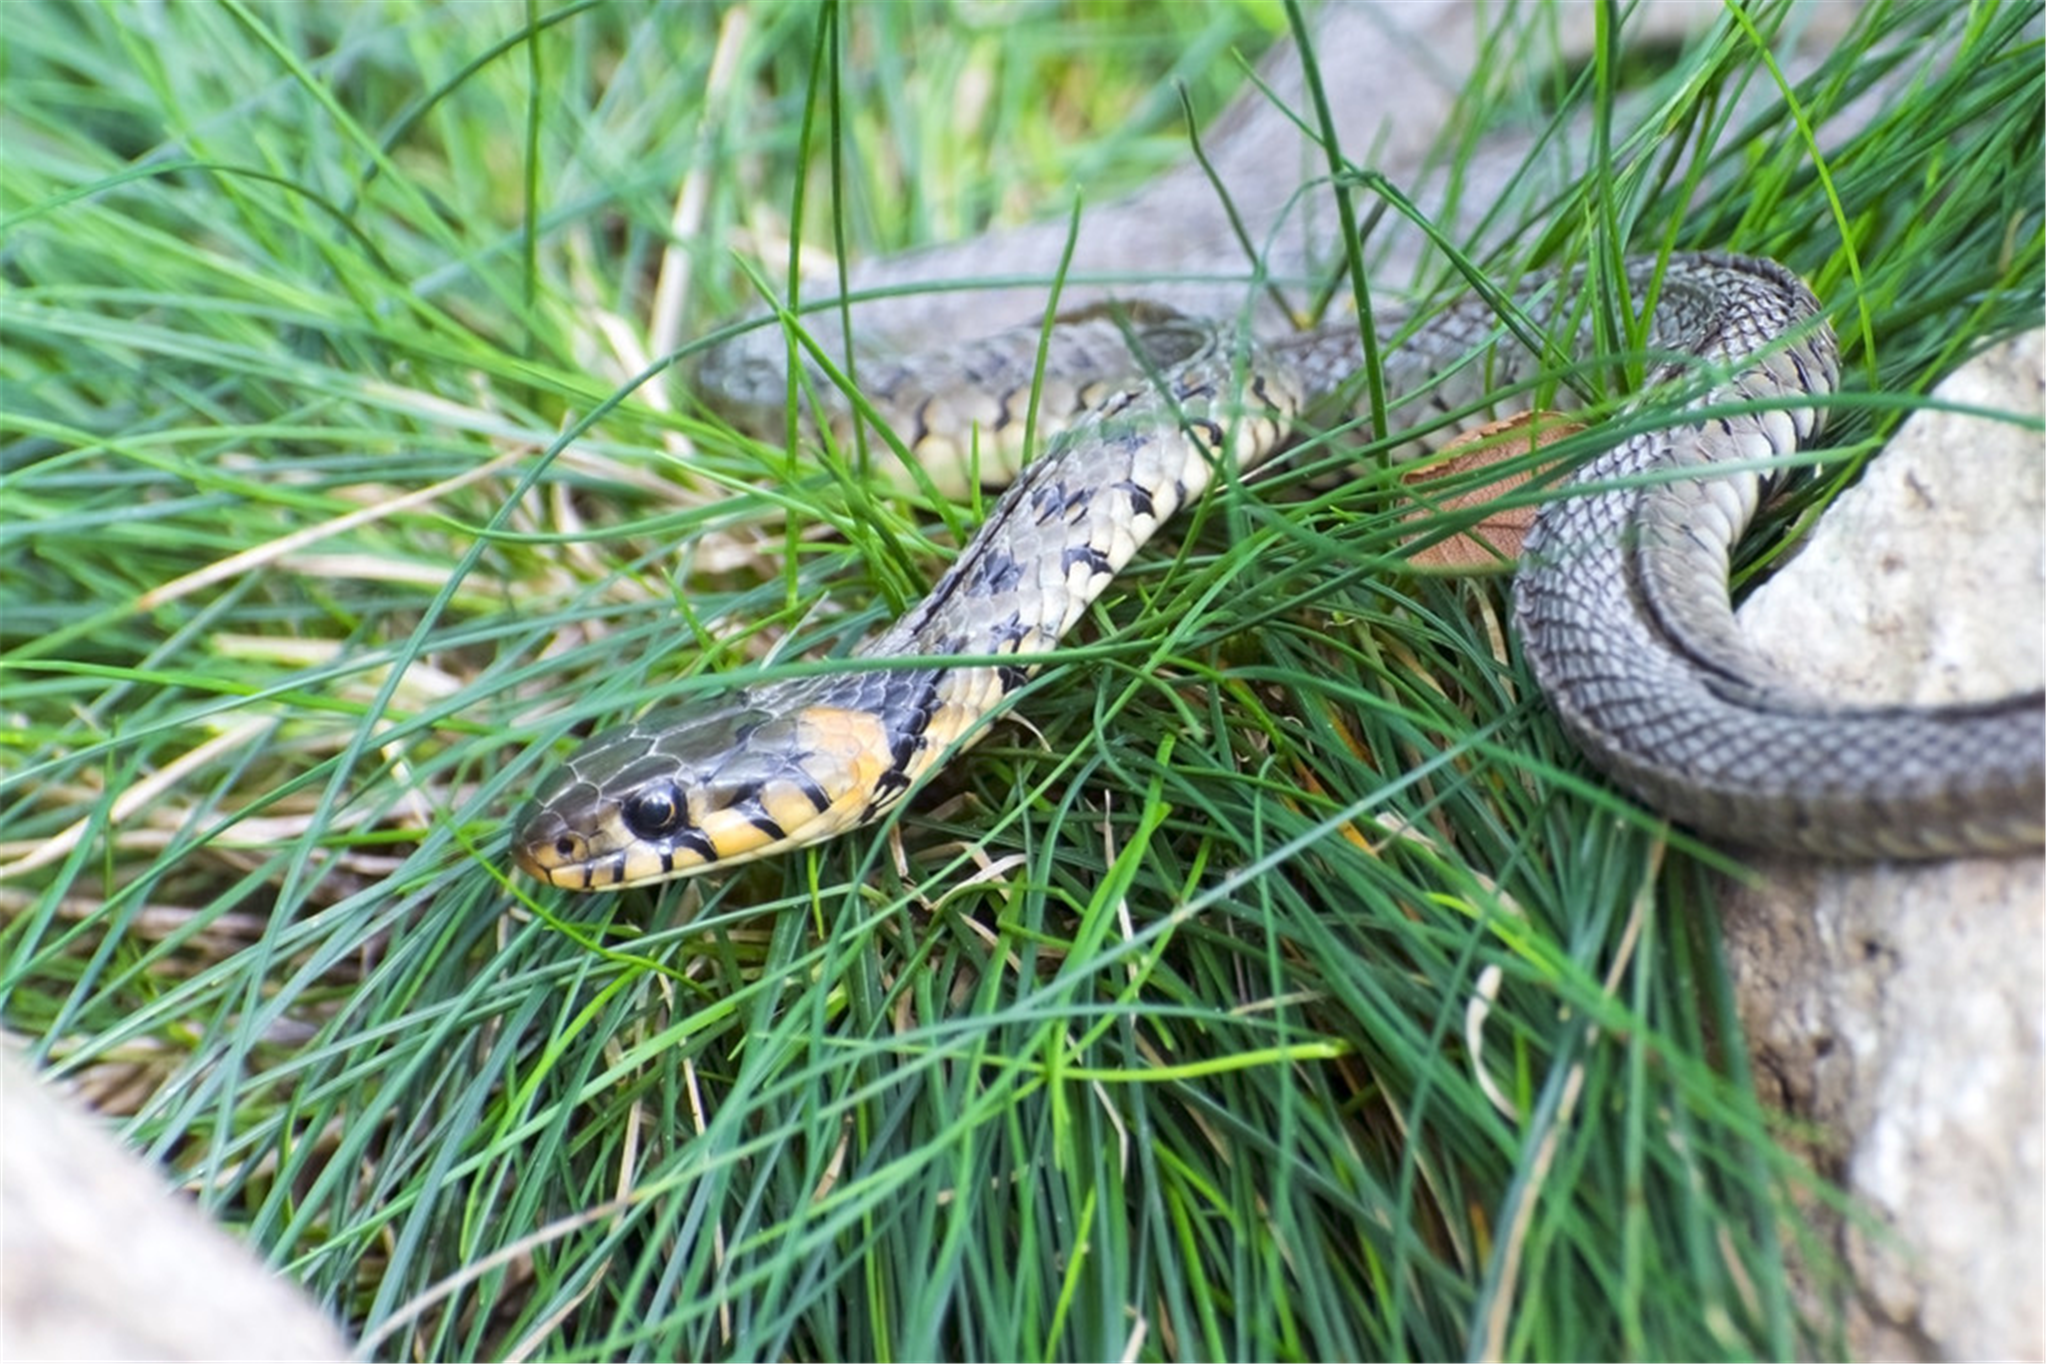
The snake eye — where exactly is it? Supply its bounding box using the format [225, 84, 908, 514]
[621, 783, 685, 839]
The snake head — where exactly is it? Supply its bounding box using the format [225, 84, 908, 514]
[512, 695, 900, 891]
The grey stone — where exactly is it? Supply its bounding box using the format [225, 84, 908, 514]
[1726, 329, 2045, 1361]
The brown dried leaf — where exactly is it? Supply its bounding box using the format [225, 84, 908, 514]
[1399, 412, 1583, 571]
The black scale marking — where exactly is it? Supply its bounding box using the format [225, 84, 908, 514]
[741, 802, 787, 843]
[1061, 543, 1113, 578]
[969, 550, 1024, 594]
[792, 770, 833, 814]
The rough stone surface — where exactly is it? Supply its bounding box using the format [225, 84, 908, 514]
[1724, 329, 2046, 1362]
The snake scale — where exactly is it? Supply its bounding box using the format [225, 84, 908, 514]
[514, 252, 2046, 891]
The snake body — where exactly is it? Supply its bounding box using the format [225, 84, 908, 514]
[514, 253, 2046, 890]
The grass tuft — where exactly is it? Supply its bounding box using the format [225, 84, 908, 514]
[3, 1, 2039, 1359]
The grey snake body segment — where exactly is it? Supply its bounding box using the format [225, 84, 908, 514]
[514, 252, 2046, 890]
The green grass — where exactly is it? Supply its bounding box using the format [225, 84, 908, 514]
[3, 1, 2041, 1359]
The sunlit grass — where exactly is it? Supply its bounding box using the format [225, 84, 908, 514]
[3, 1, 2040, 1359]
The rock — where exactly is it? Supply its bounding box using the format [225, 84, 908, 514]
[1724, 329, 2045, 1361]
[0, 1052, 350, 1362]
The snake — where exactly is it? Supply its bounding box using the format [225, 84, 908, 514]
[512, 252, 2046, 891]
